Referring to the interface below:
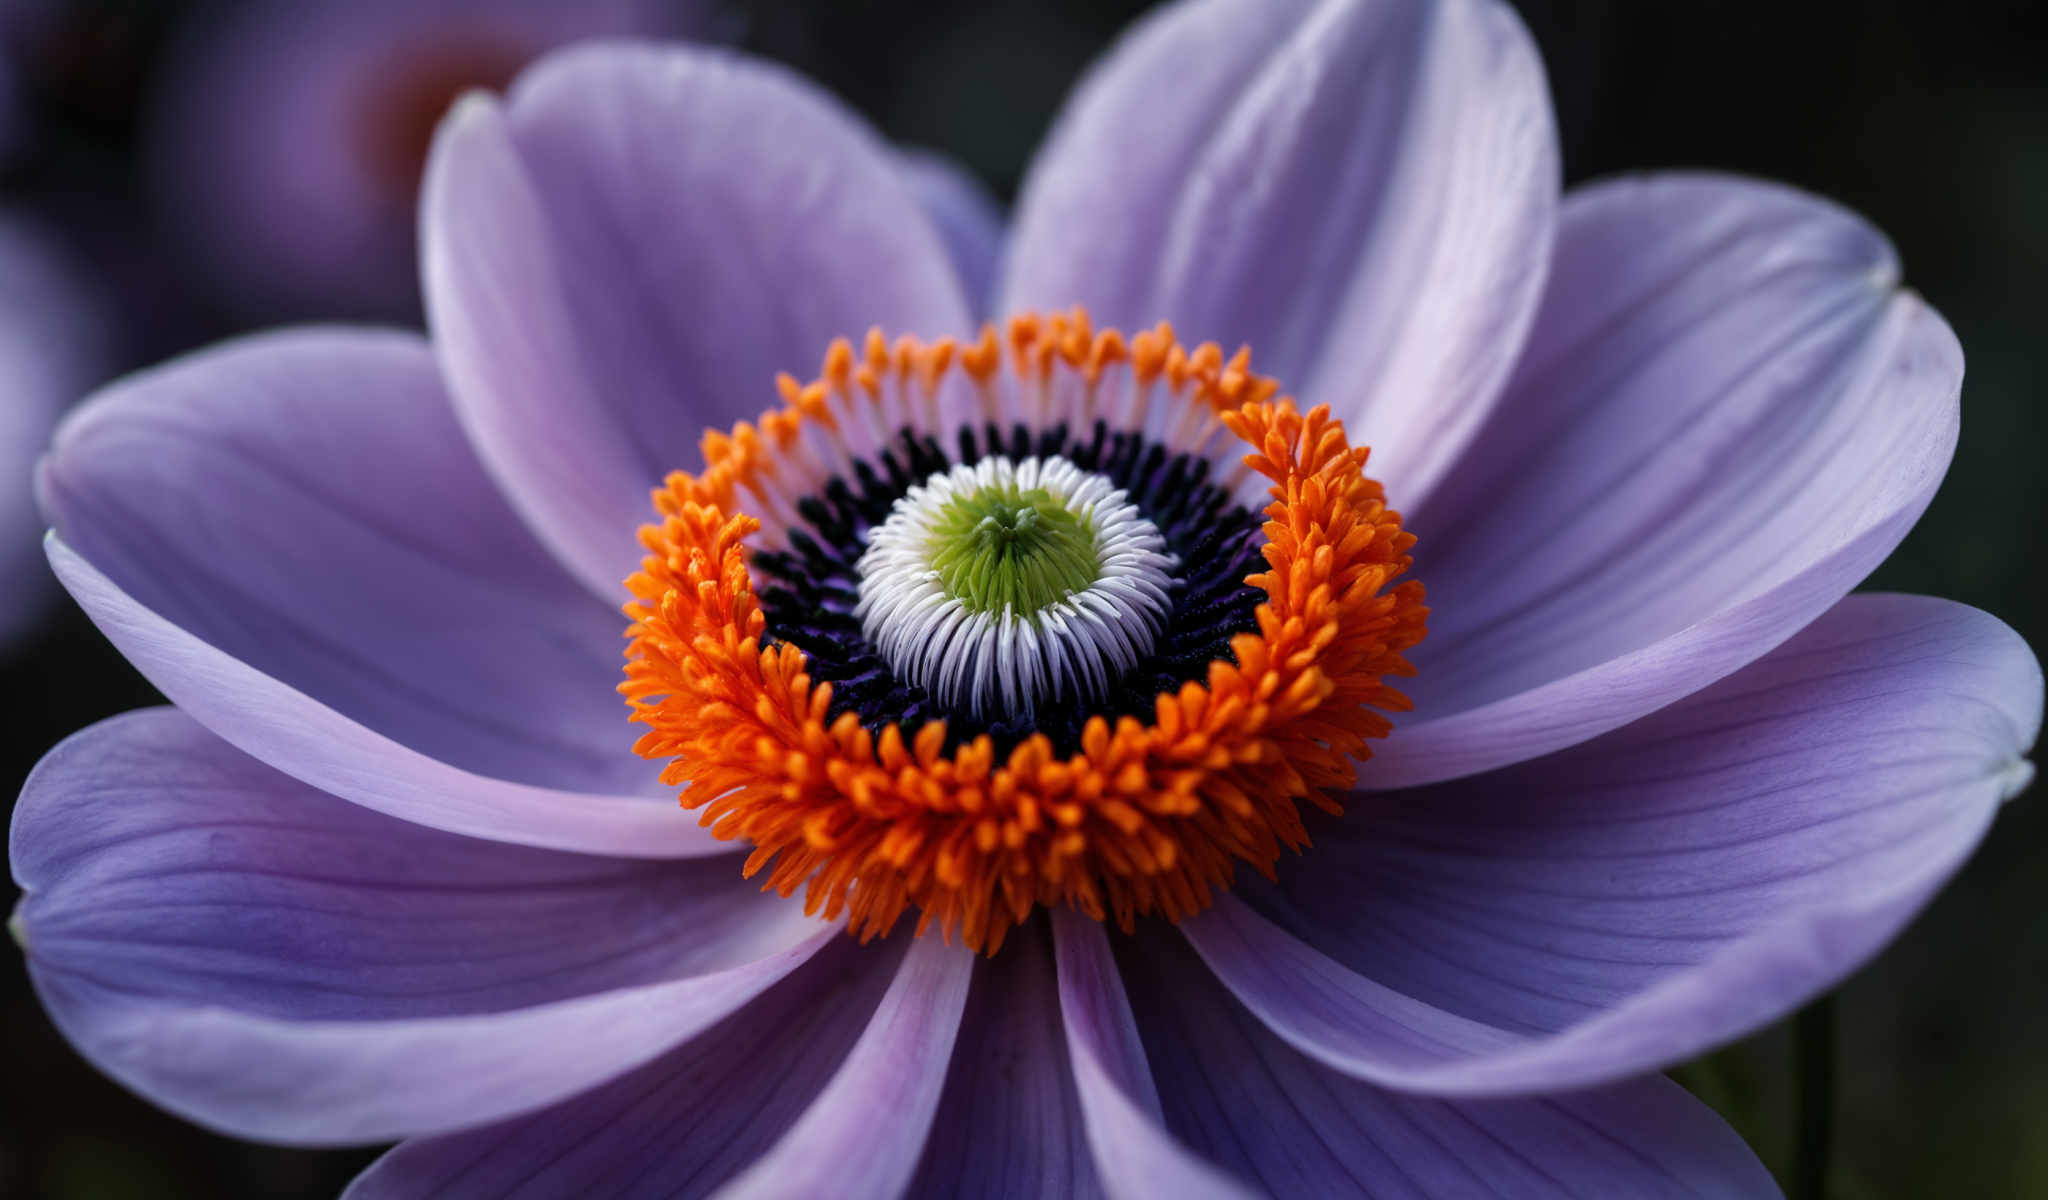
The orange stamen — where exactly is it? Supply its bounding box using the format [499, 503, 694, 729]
[621, 310, 1427, 954]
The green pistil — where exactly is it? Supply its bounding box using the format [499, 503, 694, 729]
[926, 485, 1099, 615]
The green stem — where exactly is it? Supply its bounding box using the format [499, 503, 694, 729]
[1793, 993, 1836, 1200]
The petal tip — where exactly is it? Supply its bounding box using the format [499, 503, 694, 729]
[422, 88, 509, 204]
[2000, 757, 2036, 804]
[445, 87, 501, 125]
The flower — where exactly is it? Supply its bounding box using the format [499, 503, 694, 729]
[144, 0, 705, 321]
[141, 0, 997, 330]
[13, 0, 2042, 1195]
[0, 211, 106, 651]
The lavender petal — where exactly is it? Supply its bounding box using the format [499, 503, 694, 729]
[423, 43, 972, 598]
[11, 708, 832, 1145]
[1377, 174, 1961, 786]
[1203, 594, 2039, 1095]
[1001, 0, 1559, 507]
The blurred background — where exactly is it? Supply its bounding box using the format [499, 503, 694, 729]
[1, 0, 2042, 1195]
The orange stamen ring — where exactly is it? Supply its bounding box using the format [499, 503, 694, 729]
[621, 310, 1427, 954]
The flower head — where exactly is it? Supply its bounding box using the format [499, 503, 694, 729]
[147, 0, 702, 321]
[12, 0, 2041, 1195]
[623, 313, 1427, 951]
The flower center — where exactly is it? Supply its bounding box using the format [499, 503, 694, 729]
[622, 310, 1428, 953]
[855, 456, 1176, 719]
[922, 476, 1099, 616]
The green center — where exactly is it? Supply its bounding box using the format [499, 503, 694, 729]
[926, 484, 1100, 615]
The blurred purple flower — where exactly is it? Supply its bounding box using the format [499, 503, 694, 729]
[145, 0, 703, 321]
[12, 0, 2042, 1195]
[144, 0, 995, 328]
[0, 211, 105, 649]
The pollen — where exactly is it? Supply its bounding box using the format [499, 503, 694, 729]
[621, 309, 1427, 954]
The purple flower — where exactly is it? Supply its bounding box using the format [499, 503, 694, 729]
[0, 211, 106, 649]
[145, 0, 703, 321]
[141, 0, 993, 330]
[14, 1, 2042, 1195]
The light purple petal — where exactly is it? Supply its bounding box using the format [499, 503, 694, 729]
[423, 43, 972, 597]
[148, 0, 692, 321]
[1200, 593, 2039, 1095]
[1050, 911, 1262, 1200]
[345, 936, 906, 1199]
[907, 919, 1102, 1198]
[1376, 174, 1962, 786]
[898, 148, 1006, 320]
[362, 928, 1096, 1200]
[11, 708, 833, 1145]
[36, 328, 718, 859]
[0, 212, 107, 648]
[715, 934, 974, 1200]
[46, 537, 719, 859]
[39, 326, 644, 794]
[1115, 925, 1779, 1197]
[1001, 0, 1558, 507]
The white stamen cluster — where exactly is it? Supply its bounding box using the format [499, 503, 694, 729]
[855, 456, 1178, 718]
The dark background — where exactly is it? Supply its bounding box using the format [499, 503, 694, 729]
[3, 1, 2043, 1195]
